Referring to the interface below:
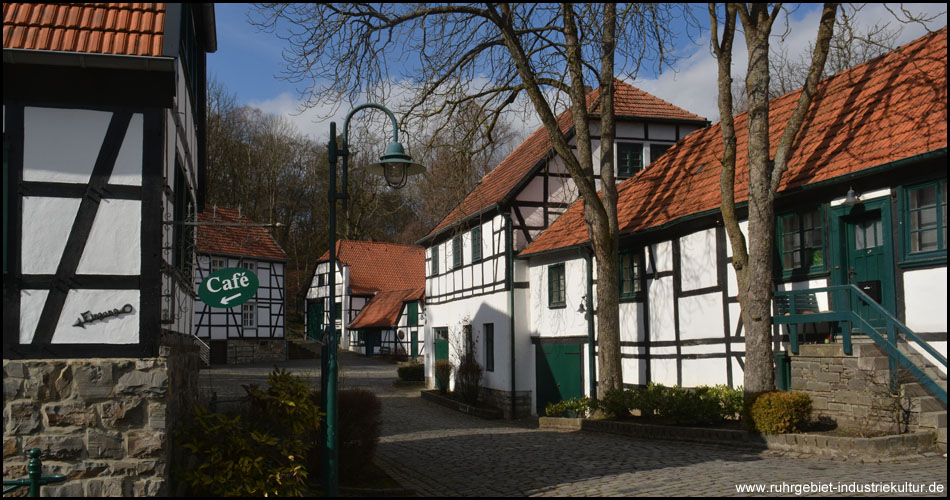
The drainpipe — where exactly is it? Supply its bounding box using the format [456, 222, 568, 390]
[505, 211, 517, 418]
[583, 248, 597, 400]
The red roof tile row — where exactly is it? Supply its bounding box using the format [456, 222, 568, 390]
[423, 79, 707, 240]
[319, 240, 425, 295]
[3, 3, 166, 57]
[196, 207, 288, 262]
[521, 28, 948, 257]
[349, 286, 425, 329]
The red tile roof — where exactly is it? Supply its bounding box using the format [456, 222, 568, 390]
[3, 3, 166, 57]
[196, 207, 288, 261]
[349, 286, 424, 329]
[522, 28, 948, 257]
[319, 240, 425, 295]
[422, 79, 707, 241]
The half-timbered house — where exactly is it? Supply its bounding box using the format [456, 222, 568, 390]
[305, 240, 425, 357]
[3, 3, 216, 494]
[520, 28, 947, 427]
[194, 207, 288, 364]
[417, 80, 709, 417]
[4, 2, 215, 357]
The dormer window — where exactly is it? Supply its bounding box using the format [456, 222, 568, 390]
[617, 142, 643, 178]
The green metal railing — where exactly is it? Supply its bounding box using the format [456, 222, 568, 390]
[3, 448, 66, 497]
[775, 285, 947, 405]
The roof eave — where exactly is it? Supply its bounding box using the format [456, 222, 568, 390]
[3, 48, 176, 72]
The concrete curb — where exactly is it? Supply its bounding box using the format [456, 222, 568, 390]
[539, 417, 937, 459]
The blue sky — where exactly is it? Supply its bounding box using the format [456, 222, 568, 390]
[207, 3, 946, 143]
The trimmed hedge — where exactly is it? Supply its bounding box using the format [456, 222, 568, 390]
[397, 363, 425, 381]
[747, 391, 813, 434]
[593, 383, 744, 426]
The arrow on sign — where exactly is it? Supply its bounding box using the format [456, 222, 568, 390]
[220, 293, 242, 306]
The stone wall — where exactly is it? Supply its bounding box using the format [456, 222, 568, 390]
[790, 343, 908, 434]
[2, 344, 199, 497]
[227, 339, 287, 365]
[480, 387, 532, 420]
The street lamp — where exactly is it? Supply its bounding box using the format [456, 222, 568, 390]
[322, 103, 423, 495]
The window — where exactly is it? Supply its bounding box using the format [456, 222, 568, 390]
[471, 226, 482, 262]
[650, 144, 671, 163]
[904, 180, 947, 261]
[619, 249, 643, 300]
[453, 235, 462, 269]
[432, 245, 439, 275]
[617, 142, 643, 178]
[173, 157, 195, 279]
[484, 323, 494, 372]
[463, 324, 474, 358]
[778, 208, 825, 276]
[242, 303, 256, 328]
[210, 257, 225, 273]
[548, 263, 566, 308]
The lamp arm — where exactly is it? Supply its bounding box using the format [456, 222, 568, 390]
[342, 103, 400, 149]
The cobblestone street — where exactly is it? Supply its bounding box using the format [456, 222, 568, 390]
[199, 353, 948, 497]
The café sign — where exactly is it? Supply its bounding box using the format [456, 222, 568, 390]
[199, 268, 259, 308]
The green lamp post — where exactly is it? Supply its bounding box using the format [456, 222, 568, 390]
[323, 103, 423, 495]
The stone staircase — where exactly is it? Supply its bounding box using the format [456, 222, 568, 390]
[790, 338, 947, 453]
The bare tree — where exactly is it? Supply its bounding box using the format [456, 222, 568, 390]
[251, 3, 686, 393]
[710, 3, 838, 395]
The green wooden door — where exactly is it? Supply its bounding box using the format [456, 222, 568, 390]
[834, 199, 896, 330]
[535, 343, 583, 415]
[306, 300, 324, 341]
[434, 327, 449, 361]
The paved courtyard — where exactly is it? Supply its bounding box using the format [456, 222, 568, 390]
[198, 353, 948, 497]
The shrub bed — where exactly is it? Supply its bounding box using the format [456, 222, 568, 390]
[747, 391, 813, 434]
[397, 363, 424, 382]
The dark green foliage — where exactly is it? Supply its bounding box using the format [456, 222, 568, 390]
[598, 389, 636, 419]
[434, 360, 453, 394]
[397, 363, 425, 381]
[592, 383, 745, 426]
[748, 391, 813, 434]
[455, 354, 484, 405]
[335, 389, 382, 482]
[177, 368, 320, 496]
[544, 397, 595, 418]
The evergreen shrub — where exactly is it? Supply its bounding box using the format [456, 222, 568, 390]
[747, 391, 813, 434]
[434, 360, 453, 394]
[397, 363, 425, 381]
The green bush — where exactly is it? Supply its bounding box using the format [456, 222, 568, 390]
[656, 386, 724, 426]
[335, 388, 382, 482]
[710, 384, 744, 421]
[597, 389, 636, 419]
[177, 368, 320, 496]
[545, 397, 595, 418]
[434, 360, 453, 394]
[748, 391, 813, 434]
[397, 363, 425, 381]
[635, 382, 666, 419]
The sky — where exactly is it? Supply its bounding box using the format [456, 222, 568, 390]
[207, 3, 946, 145]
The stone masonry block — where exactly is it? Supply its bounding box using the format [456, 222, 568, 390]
[3, 437, 19, 459]
[87, 430, 124, 459]
[45, 402, 96, 428]
[128, 431, 164, 458]
[115, 371, 168, 398]
[100, 399, 146, 429]
[73, 363, 115, 399]
[85, 477, 126, 497]
[22, 435, 85, 460]
[7, 401, 42, 434]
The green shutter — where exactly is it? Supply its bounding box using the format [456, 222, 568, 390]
[453, 235, 462, 269]
[407, 301, 418, 327]
[432, 245, 439, 275]
[472, 226, 482, 262]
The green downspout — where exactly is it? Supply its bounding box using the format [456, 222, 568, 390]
[583, 248, 597, 400]
[505, 211, 517, 418]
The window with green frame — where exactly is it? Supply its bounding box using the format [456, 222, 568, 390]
[471, 226, 482, 262]
[453, 235, 462, 269]
[548, 263, 566, 308]
[777, 207, 825, 276]
[431, 245, 439, 275]
[617, 142, 643, 178]
[903, 179, 947, 262]
[649, 143, 671, 163]
[619, 249, 643, 300]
